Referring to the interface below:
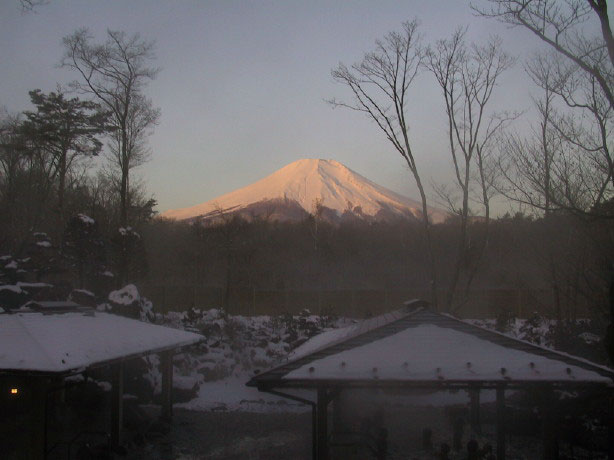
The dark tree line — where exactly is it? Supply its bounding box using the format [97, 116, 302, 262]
[139, 210, 613, 324]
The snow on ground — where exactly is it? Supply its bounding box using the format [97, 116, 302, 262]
[177, 374, 309, 413]
[152, 307, 347, 413]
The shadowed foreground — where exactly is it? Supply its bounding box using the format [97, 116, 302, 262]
[127, 409, 312, 459]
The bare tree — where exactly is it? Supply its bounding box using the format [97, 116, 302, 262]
[497, 55, 562, 213]
[0, 112, 26, 246]
[498, 49, 614, 215]
[475, 1, 614, 360]
[426, 29, 515, 310]
[61, 28, 159, 227]
[473, 0, 614, 108]
[328, 20, 440, 307]
[105, 91, 159, 223]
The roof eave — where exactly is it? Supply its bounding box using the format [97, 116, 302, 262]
[0, 336, 204, 378]
[251, 377, 614, 392]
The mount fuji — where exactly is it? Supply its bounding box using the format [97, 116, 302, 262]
[161, 159, 448, 224]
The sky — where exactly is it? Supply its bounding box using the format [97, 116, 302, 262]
[0, 0, 586, 215]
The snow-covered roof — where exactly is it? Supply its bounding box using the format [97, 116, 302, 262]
[0, 311, 203, 375]
[248, 303, 614, 389]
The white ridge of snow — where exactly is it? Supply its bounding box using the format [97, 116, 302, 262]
[162, 159, 448, 223]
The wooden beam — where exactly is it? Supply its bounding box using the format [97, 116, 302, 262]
[317, 388, 329, 460]
[110, 361, 124, 450]
[160, 351, 173, 422]
[496, 385, 506, 460]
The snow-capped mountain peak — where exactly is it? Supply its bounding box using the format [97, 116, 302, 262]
[161, 159, 447, 223]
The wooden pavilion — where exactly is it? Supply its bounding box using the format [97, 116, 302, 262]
[0, 304, 202, 459]
[247, 300, 614, 459]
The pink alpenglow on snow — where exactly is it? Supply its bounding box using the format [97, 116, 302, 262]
[162, 159, 448, 223]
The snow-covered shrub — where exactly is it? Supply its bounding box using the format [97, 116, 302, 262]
[103, 284, 154, 322]
[518, 311, 545, 345]
[546, 320, 606, 364]
[161, 307, 346, 386]
[271, 308, 336, 349]
[471, 316, 607, 364]
[0, 284, 29, 310]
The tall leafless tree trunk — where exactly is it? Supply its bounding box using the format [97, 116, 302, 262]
[328, 20, 439, 307]
[426, 29, 514, 311]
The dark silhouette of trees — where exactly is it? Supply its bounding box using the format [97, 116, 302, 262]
[63, 214, 105, 289]
[22, 89, 109, 227]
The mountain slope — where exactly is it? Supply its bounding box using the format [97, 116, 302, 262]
[162, 159, 448, 223]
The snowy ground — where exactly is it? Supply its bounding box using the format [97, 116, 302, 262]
[176, 374, 309, 413]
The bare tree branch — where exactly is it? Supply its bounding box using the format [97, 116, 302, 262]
[328, 20, 441, 306]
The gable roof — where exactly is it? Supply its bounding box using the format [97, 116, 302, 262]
[0, 311, 203, 375]
[248, 301, 614, 390]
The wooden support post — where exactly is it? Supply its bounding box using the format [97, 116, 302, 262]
[609, 394, 614, 460]
[332, 392, 342, 434]
[110, 361, 124, 450]
[317, 388, 329, 460]
[312, 404, 317, 460]
[496, 385, 506, 460]
[469, 386, 481, 435]
[541, 388, 558, 460]
[28, 379, 47, 460]
[161, 350, 174, 422]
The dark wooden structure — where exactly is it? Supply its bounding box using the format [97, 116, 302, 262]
[0, 306, 202, 459]
[248, 300, 614, 459]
